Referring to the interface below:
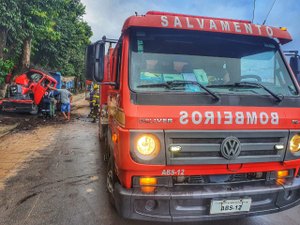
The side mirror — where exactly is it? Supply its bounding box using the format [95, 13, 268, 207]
[290, 56, 300, 76]
[85, 44, 95, 81]
[94, 42, 105, 82]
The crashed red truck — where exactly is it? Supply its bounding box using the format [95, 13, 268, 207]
[86, 11, 300, 222]
[0, 69, 57, 114]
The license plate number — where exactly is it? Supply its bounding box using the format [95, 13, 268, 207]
[210, 198, 251, 214]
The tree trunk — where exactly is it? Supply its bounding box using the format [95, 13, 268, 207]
[19, 38, 32, 72]
[74, 77, 78, 91]
[0, 28, 7, 59]
[0, 83, 7, 98]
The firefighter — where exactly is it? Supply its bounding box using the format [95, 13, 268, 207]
[91, 84, 100, 123]
[88, 84, 94, 118]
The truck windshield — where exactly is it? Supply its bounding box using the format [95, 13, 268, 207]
[129, 28, 297, 97]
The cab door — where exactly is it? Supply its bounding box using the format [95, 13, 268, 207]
[34, 76, 56, 105]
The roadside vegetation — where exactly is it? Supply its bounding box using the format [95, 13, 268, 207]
[0, 0, 92, 97]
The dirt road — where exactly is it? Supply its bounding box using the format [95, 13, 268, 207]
[1, 100, 300, 225]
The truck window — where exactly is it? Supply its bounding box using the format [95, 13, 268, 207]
[28, 72, 43, 83]
[41, 78, 51, 88]
[241, 51, 296, 95]
[115, 44, 122, 89]
[129, 28, 297, 97]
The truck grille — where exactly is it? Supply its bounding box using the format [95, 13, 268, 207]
[165, 130, 288, 165]
[174, 172, 267, 185]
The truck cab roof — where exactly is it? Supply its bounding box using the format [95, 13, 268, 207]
[122, 11, 292, 44]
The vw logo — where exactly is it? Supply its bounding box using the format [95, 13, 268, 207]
[221, 136, 241, 160]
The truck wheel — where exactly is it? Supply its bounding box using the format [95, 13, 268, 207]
[99, 124, 107, 141]
[100, 124, 109, 162]
[103, 148, 110, 162]
[107, 156, 117, 207]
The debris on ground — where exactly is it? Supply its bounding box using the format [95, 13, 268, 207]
[0, 113, 67, 134]
[0, 93, 87, 136]
[0, 123, 19, 138]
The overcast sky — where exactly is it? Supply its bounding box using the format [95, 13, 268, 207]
[81, 0, 300, 50]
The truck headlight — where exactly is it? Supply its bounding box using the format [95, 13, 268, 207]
[135, 134, 160, 160]
[289, 134, 300, 153]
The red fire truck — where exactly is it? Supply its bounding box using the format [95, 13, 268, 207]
[86, 11, 300, 222]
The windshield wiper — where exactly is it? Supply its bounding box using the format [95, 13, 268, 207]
[137, 83, 170, 88]
[207, 82, 283, 102]
[137, 80, 219, 101]
[238, 82, 283, 102]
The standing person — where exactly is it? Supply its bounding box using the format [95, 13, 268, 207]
[49, 90, 56, 118]
[91, 84, 100, 123]
[48, 85, 72, 121]
[88, 84, 94, 118]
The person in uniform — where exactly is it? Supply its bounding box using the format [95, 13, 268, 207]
[91, 84, 100, 123]
[88, 84, 94, 118]
[49, 90, 56, 118]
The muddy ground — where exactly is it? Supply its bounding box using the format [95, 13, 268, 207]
[0, 93, 86, 133]
[0, 93, 88, 190]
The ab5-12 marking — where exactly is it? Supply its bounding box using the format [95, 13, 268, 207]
[162, 169, 185, 176]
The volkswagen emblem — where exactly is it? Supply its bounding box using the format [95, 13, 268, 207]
[221, 136, 241, 160]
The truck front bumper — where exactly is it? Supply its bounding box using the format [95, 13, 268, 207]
[113, 178, 300, 222]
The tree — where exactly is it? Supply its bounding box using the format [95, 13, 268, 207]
[0, 0, 21, 97]
[0, 0, 92, 97]
[31, 0, 92, 78]
[17, 0, 61, 71]
[0, 0, 21, 59]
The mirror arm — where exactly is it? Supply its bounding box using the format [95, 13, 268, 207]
[100, 82, 117, 87]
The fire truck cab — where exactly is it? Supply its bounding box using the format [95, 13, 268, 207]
[86, 11, 300, 222]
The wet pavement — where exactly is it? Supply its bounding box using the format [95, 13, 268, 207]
[1, 104, 300, 225]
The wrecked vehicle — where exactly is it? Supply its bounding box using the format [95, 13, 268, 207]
[0, 69, 57, 114]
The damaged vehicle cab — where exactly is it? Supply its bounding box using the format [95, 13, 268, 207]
[87, 11, 300, 222]
[1, 69, 57, 114]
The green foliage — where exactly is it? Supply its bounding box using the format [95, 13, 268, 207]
[0, 59, 14, 84]
[0, 0, 92, 82]
[18, 0, 61, 41]
[0, 0, 21, 32]
[31, 1, 92, 77]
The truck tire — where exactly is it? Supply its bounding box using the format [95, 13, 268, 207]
[100, 124, 109, 162]
[103, 146, 110, 162]
[99, 124, 107, 141]
[107, 156, 117, 207]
